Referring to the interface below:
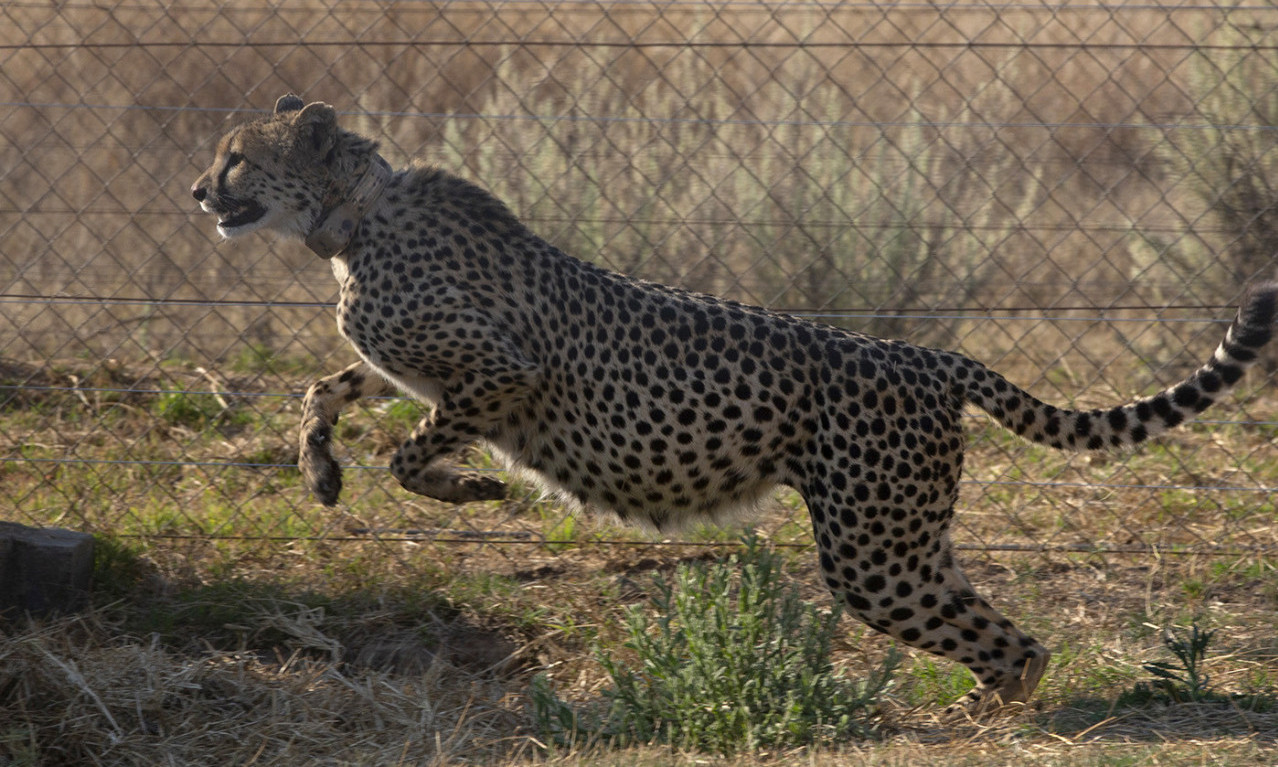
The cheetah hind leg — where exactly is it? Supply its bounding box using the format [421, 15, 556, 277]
[928, 565, 1052, 718]
[945, 642, 1051, 719]
[817, 527, 1050, 717]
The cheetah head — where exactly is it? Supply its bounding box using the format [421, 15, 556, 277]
[191, 95, 340, 240]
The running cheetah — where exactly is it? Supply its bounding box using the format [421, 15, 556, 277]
[192, 95, 1277, 711]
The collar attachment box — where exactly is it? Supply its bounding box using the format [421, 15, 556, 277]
[306, 154, 392, 259]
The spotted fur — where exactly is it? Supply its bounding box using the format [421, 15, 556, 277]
[193, 95, 1278, 712]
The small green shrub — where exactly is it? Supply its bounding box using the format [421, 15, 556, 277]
[1117, 622, 1246, 707]
[1142, 624, 1216, 703]
[530, 533, 897, 754]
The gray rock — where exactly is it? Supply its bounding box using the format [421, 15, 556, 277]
[0, 522, 94, 618]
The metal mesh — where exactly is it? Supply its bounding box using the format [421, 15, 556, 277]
[2, 0, 1277, 564]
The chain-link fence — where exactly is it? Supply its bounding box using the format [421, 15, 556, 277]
[2, 0, 1277, 568]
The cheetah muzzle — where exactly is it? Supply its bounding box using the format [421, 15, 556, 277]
[193, 94, 1278, 715]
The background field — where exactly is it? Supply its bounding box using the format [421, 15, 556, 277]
[2, 0, 1278, 764]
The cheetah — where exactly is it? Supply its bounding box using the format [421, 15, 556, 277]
[192, 94, 1277, 713]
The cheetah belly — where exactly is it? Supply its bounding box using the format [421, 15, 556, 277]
[486, 382, 787, 530]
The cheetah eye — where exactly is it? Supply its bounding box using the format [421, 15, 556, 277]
[224, 152, 245, 171]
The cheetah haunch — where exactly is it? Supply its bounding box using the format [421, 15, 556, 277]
[193, 95, 1277, 713]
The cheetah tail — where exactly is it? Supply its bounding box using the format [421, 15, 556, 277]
[961, 281, 1278, 451]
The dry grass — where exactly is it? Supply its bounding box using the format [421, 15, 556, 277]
[0, 610, 526, 765]
[4, 545, 1278, 765]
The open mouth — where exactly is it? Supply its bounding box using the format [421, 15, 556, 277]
[217, 200, 267, 231]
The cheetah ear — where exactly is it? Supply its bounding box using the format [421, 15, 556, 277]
[274, 94, 305, 115]
[293, 101, 338, 158]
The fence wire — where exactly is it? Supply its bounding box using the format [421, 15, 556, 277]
[2, 0, 1277, 568]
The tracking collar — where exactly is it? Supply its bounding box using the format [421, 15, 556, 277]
[305, 153, 392, 259]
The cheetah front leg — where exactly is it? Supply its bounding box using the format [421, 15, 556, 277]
[389, 360, 540, 503]
[299, 361, 396, 506]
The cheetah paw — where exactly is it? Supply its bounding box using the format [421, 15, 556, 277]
[300, 426, 343, 506]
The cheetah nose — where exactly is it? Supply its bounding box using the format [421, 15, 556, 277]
[191, 182, 207, 203]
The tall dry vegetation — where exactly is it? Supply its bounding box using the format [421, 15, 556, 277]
[0, 1, 1273, 387]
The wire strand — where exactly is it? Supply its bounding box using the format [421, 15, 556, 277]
[99, 532, 1278, 557]
[5, 100, 1277, 133]
[0, 293, 1246, 316]
[7, 39, 1278, 52]
[10, 457, 1277, 494]
[8, 0, 1278, 12]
